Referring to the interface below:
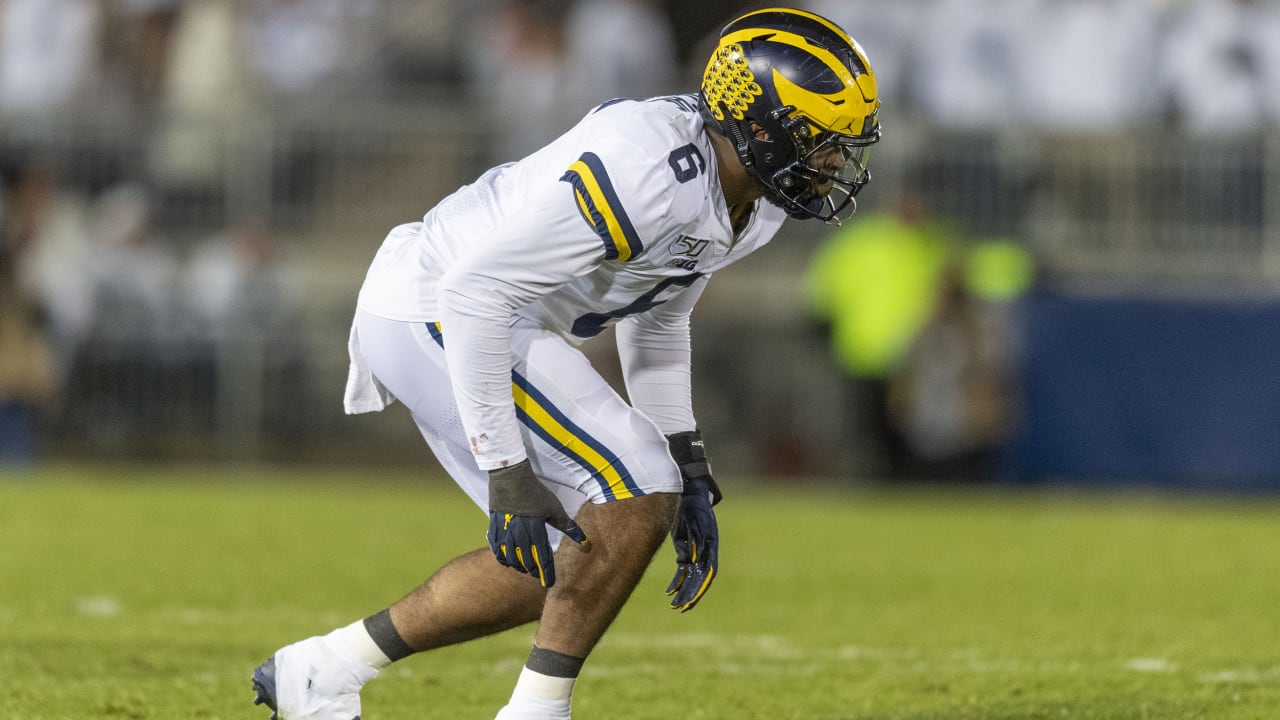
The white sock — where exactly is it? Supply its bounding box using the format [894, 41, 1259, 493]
[511, 665, 576, 703]
[327, 620, 393, 671]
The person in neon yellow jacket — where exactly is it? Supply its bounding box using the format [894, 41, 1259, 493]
[807, 188, 952, 382]
[806, 183, 1033, 479]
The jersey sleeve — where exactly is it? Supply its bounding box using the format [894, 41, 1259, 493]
[437, 176, 615, 470]
[560, 104, 695, 263]
[437, 132, 677, 470]
[561, 151, 648, 262]
[615, 275, 709, 435]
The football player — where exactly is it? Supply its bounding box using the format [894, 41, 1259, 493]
[252, 7, 879, 719]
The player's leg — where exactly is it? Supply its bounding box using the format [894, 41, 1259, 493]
[387, 547, 544, 648]
[381, 317, 681, 657]
[252, 314, 682, 719]
[253, 554, 543, 720]
[491, 493, 676, 720]
[253, 312, 551, 720]
[343, 313, 574, 654]
[492, 322, 681, 719]
[351, 317, 683, 718]
[536, 494, 676, 655]
[371, 494, 676, 720]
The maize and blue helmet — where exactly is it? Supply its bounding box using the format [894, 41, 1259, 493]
[699, 7, 881, 223]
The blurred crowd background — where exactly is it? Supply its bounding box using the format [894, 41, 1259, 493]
[3, 0, 1280, 491]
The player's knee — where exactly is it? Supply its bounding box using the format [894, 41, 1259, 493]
[583, 492, 678, 545]
[631, 492, 679, 546]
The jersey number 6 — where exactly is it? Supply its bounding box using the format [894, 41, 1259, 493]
[668, 144, 706, 184]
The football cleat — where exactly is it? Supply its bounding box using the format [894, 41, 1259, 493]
[251, 657, 282, 719]
[251, 635, 378, 719]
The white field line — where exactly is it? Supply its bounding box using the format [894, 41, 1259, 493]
[74, 595, 123, 617]
[1125, 657, 1177, 673]
[574, 632, 1279, 685]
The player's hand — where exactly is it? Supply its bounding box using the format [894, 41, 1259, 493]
[665, 431, 722, 612]
[487, 459, 588, 588]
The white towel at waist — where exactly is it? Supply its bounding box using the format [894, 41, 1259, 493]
[343, 316, 396, 414]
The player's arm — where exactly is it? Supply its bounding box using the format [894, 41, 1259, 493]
[437, 181, 608, 587]
[615, 275, 708, 433]
[437, 186, 604, 465]
[440, 142, 660, 587]
[617, 281, 721, 611]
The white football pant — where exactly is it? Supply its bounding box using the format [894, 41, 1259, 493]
[353, 309, 682, 548]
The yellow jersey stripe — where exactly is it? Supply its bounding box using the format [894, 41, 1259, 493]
[559, 152, 644, 262]
[424, 323, 642, 501]
[513, 381, 635, 500]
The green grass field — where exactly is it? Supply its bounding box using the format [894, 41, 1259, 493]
[1, 463, 1277, 719]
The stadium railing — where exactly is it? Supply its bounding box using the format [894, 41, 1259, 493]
[2, 104, 1277, 477]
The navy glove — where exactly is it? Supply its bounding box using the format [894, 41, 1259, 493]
[665, 431, 722, 612]
[487, 459, 589, 588]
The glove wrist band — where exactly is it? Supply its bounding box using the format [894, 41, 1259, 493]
[666, 430, 721, 504]
[488, 459, 545, 514]
[666, 430, 706, 464]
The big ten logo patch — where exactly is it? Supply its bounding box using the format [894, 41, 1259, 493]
[666, 236, 710, 270]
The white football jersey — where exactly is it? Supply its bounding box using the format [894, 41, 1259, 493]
[355, 94, 788, 468]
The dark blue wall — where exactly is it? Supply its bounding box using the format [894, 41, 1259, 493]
[1008, 292, 1280, 491]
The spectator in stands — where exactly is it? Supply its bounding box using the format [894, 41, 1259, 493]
[75, 184, 182, 449]
[805, 180, 953, 479]
[1014, 0, 1164, 133]
[1158, 0, 1280, 137]
[241, 0, 382, 101]
[241, 0, 384, 210]
[1015, 0, 1166, 256]
[185, 216, 300, 358]
[888, 240, 1033, 482]
[378, 0, 469, 88]
[894, 0, 1026, 236]
[563, 0, 678, 114]
[908, 0, 1026, 131]
[803, 0, 922, 114]
[147, 0, 251, 189]
[109, 0, 184, 114]
[0, 239, 59, 465]
[87, 185, 179, 352]
[185, 216, 303, 443]
[1156, 0, 1279, 229]
[0, 0, 104, 116]
[464, 0, 574, 163]
[5, 156, 94, 388]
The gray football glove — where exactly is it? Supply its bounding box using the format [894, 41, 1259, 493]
[487, 459, 589, 588]
[665, 431, 722, 612]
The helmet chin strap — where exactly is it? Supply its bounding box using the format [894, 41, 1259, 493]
[725, 117, 753, 170]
